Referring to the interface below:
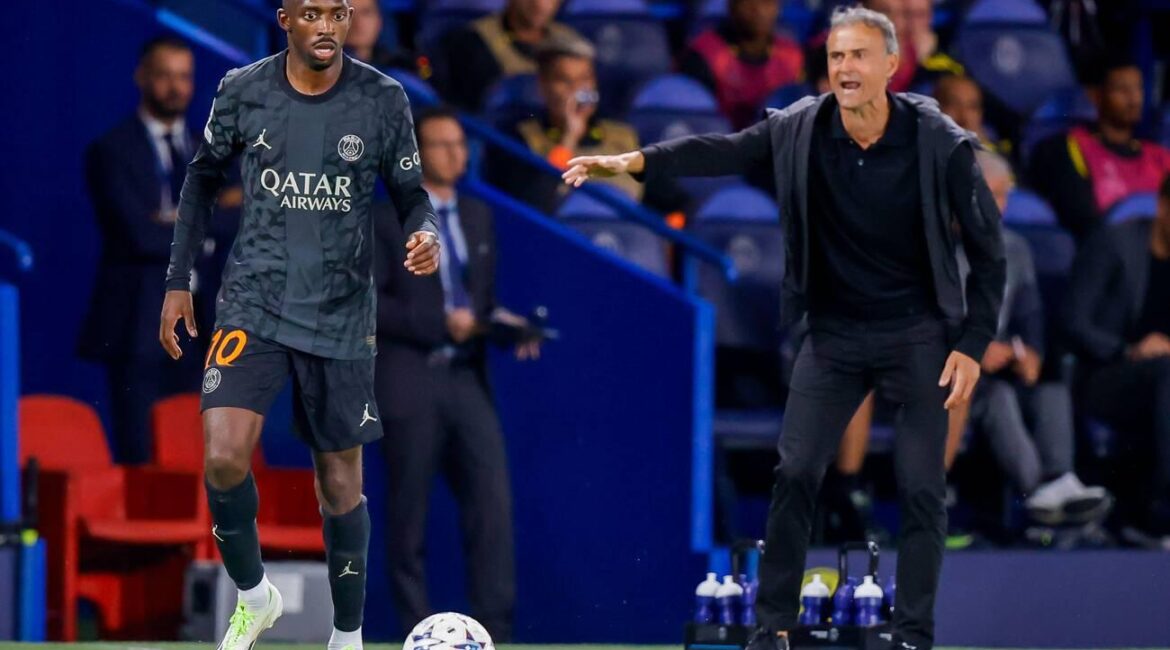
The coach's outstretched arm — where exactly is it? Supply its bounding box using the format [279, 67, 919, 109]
[563, 119, 773, 187]
[161, 73, 243, 360]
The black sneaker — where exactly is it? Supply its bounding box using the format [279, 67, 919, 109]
[745, 627, 789, 650]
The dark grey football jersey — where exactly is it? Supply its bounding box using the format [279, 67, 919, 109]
[166, 51, 437, 359]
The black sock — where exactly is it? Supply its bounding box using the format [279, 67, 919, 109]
[324, 496, 370, 632]
[206, 473, 265, 590]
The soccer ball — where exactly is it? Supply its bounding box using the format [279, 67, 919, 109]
[403, 612, 494, 650]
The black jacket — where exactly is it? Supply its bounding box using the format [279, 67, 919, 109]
[641, 92, 1006, 361]
[373, 196, 496, 418]
[1063, 218, 1154, 366]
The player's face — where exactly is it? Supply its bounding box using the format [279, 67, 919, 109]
[137, 47, 194, 120]
[730, 0, 780, 41]
[508, 0, 561, 30]
[827, 24, 897, 111]
[345, 0, 381, 52]
[541, 56, 597, 126]
[418, 118, 468, 187]
[280, 0, 353, 71]
[938, 79, 983, 132]
[1098, 67, 1144, 128]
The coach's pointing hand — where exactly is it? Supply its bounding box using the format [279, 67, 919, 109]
[405, 231, 440, 276]
[939, 350, 980, 410]
[562, 151, 645, 187]
[159, 289, 198, 360]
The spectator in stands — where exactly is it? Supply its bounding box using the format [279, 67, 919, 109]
[375, 107, 540, 642]
[80, 37, 218, 463]
[935, 75, 1011, 157]
[864, 0, 963, 92]
[345, 0, 414, 71]
[437, 0, 581, 111]
[965, 150, 1111, 525]
[1027, 60, 1170, 241]
[678, 0, 805, 129]
[1065, 172, 1170, 541]
[488, 36, 643, 212]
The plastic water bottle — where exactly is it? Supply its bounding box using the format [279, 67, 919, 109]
[882, 574, 896, 620]
[853, 575, 884, 627]
[740, 573, 758, 627]
[798, 574, 830, 626]
[831, 576, 858, 626]
[715, 575, 743, 625]
[694, 572, 720, 623]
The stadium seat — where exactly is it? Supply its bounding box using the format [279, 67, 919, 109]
[954, 17, 1077, 116]
[561, 8, 672, 116]
[150, 393, 326, 557]
[482, 73, 542, 129]
[765, 82, 815, 110]
[1107, 192, 1157, 224]
[690, 185, 784, 350]
[556, 190, 670, 277]
[962, 0, 1048, 24]
[626, 75, 735, 201]
[1002, 188, 1058, 226]
[20, 395, 205, 640]
[1020, 86, 1097, 163]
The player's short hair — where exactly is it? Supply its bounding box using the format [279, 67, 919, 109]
[829, 5, 899, 56]
[414, 105, 461, 143]
[139, 36, 192, 63]
[535, 35, 596, 75]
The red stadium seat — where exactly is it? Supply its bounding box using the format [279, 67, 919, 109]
[150, 393, 325, 558]
[20, 395, 204, 640]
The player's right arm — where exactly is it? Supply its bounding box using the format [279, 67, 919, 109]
[160, 72, 243, 360]
[562, 118, 773, 187]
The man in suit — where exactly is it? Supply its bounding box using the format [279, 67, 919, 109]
[81, 36, 224, 463]
[1065, 172, 1170, 541]
[374, 106, 537, 641]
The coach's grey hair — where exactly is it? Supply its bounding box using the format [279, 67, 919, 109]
[829, 6, 900, 57]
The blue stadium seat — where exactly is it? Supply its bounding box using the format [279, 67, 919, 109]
[482, 74, 542, 128]
[1020, 86, 1097, 163]
[1002, 188, 1058, 226]
[954, 22, 1077, 115]
[764, 82, 815, 110]
[562, 13, 672, 116]
[626, 75, 735, 201]
[690, 186, 784, 350]
[557, 191, 670, 277]
[963, 0, 1048, 25]
[1007, 224, 1076, 278]
[563, 0, 649, 15]
[387, 68, 440, 106]
[1107, 192, 1158, 224]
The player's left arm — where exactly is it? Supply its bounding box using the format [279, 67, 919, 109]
[380, 86, 440, 276]
[941, 142, 1007, 408]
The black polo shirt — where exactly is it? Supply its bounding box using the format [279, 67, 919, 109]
[807, 94, 937, 321]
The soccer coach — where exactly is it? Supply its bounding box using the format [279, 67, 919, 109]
[563, 7, 1005, 650]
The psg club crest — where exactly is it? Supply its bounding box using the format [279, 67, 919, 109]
[203, 368, 222, 394]
[338, 134, 364, 162]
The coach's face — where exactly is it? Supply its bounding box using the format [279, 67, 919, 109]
[419, 117, 468, 187]
[827, 23, 898, 111]
[280, 0, 353, 71]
